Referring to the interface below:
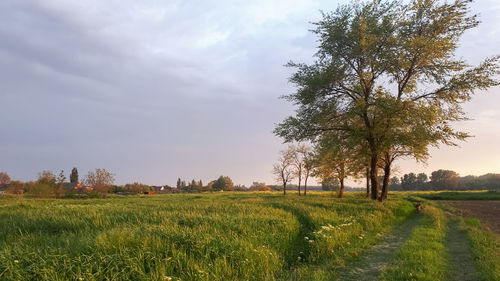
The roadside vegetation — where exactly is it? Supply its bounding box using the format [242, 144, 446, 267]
[459, 218, 500, 280]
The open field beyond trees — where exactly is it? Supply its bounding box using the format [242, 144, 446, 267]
[0, 192, 498, 281]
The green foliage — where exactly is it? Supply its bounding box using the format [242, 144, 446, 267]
[275, 0, 500, 201]
[123, 182, 152, 194]
[70, 168, 78, 184]
[320, 178, 339, 191]
[5, 181, 25, 195]
[430, 169, 460, 189]
[37, 171, 56, 186]
[87, 190, 106, 199]
[212, 176, 234, 191]
[26, 183, 56, 198]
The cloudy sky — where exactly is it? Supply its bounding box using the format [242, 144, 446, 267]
[1, 0, 499, 186]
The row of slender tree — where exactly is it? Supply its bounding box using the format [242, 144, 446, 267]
[274, 0, 499, 201]
[272, 144, 314, 196]
[176, 176, 235, 192]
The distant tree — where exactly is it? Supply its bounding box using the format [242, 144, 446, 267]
[389, 176, 400, 188]
[0, 172, 11, 186]
[477, 174, 500, 190]
[321, 177, 339, 191]
[70, 168, 79, 184]
[415, 173, 428, 189]
[431, 169, 459, 190]
[38, 171, 56, 186]
[188, 179, 204, 192]
[84, 169, 115, 194]
[176, 178, 182, 189]
[54, 170, 67, 198]
[207, 180, 216, 191]
[250, 182, 271, 191]
[212, 176, 234, 191]
[6, 180, 24, 195]
[272, 146, 295, 195]
[291, 144, 314, 196]
[302, 152, 315, 196]
[27, 183, 55, 198]
[234, 185, 248, 191]
[401, 173, 417, 190]
[124, 182, 152, 194]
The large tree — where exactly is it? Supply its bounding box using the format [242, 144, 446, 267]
[275, 0, 499, 200]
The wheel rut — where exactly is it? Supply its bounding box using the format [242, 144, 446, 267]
[334, 214, 422, 281]
[445, 218, 480, 281]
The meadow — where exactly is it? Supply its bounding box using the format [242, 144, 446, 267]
[0, 192, 498, 281]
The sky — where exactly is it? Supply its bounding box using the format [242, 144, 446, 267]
[1, 0, 499, 187]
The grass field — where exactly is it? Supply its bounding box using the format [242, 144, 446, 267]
[417, 190, 500, 200]
[0, 192, 498, 281]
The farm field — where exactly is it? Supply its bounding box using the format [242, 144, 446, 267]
[0, 192, 498, 281]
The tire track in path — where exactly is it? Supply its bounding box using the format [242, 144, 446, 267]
[334, 214, 422, 281]
[445, 217, 480, 281]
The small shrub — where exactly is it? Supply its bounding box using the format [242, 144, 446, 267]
[27, 183, 55, 198]
[87, 190, 105, 198]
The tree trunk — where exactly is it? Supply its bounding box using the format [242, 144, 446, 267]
[283, 182, 286, 196]
[370, 154, 379, 200]
[338, 178, 344, 198]
[379, 163, 390, 201]
[304, 174, 308, 196]
[298, 174, 301, 196]
[366, 166, 370, 197]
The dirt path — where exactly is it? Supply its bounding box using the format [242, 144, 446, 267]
[446, 200, 500, 234]
[445, 218, 480, 281]
[334, 215, 422, 281]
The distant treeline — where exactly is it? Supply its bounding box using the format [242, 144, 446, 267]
[0, 169, 279, 198]
[389, 169, 500, 191]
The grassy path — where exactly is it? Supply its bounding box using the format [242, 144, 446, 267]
[334, 214, 422, 281]
[445, 218, 480, 281]
[270, 203, 315, 268]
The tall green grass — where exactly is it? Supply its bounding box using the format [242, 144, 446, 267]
[0, 192, 414, 280]
[459, 218, 500, 280]
[380, 204, 447, 281]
